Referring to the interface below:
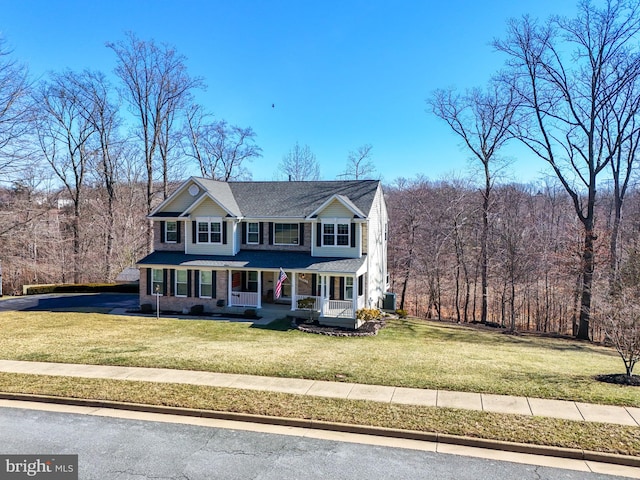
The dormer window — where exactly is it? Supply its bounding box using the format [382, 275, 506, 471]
[197, 217, 222, 244]
[322, 220, 350, 246]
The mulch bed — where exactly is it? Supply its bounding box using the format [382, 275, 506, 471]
[595, 374, 640, 387]
[293, 318, 386, 337]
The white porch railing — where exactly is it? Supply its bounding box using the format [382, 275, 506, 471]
[293, 295, 322, 311]
[230, 291, 259, 307]
[291, 295, 360, 319]
[324, 299, 354, 319]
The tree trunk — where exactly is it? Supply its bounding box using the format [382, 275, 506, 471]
[577, 227, 595, 340]
[480, 162, 490, 324]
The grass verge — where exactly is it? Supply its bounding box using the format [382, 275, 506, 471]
[0, 312, 637, 406]
[0, 372, 638, 456]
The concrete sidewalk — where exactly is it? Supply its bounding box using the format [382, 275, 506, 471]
[0, 359, 638, 427]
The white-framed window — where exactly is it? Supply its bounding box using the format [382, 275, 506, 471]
[247, 222, 260, 244]
[197, 217, 222, 244]
[165, 221, 178, 243]
[200, 271, 212, 298]
[322, 220, 350, 246]
[274, 223, 299, 245]
[345, 277, 354, 300]
[175, 270, 188, 297]
[152, 268, 163, 295]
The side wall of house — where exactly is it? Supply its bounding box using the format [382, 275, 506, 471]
[366, 185, 388, 309]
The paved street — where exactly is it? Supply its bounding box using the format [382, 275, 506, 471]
[0, 404, 634, 480]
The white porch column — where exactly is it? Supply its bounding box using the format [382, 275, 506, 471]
[257, 270, 262, 308]
[352, 274, 358, 315]
[227, 269, 232, 307]
[319, 275, 326, 317]
[290, 272, 297, 311]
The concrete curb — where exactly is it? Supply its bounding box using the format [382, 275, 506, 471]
[1, 392, 639, 468]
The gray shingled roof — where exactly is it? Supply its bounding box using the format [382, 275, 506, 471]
[137, 251, 366, 274]
[194, 178, 242, 217]
[228, 180, 379, 218]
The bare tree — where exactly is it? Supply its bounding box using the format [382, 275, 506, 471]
[0, 37, 30, 182]
[428, 81, 517, 324]
[107, 32, 203, 252]
[183, 104, 261, 181]
[602, 67, 640, 292]
[33, 71, 96, 283]
[342, 144, 376, 179]
[277, 142, 320, 180]
[599, 280, 640, 379]
[73, 70, 122, 282]
[495, 0, 640, 339]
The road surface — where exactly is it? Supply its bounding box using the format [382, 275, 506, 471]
[0, 405, 632, 480]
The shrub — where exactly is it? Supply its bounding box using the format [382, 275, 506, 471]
[25, 283, 138, 295]
[190, 304, 204, 315]
[140, 303, 153, 313]
[396, 309, 408, 319]
[356, 308, 381, 321]
[244, 308, 257, 318]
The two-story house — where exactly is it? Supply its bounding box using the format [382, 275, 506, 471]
[136, 177, 388, 329]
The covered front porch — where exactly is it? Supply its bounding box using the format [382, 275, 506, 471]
[226, 268, 367, 328]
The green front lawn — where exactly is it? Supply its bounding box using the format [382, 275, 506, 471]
[0, 311, 636, 407]
[1, 372, 638, 456]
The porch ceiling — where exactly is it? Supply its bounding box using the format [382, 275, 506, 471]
[137, 250, 366, 274]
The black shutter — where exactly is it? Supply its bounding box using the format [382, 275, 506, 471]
[146, 268, 152, 295]
[187, 270, 192, 297]
[242, 222, 247, 244]
[311, 274, 317, 296]
[162, 269, 168, 296]
[269, 222, 274, 245]
[212, 271, 217, 298]
[192, 221, 197, 244]
[350, 223, 356, 248]
[329, 277, 335, 300]
[170, 269, 175, 296]
[339, 277, 345, 300]
[299, 223, 305, 246]
[160, 221, 166, 243]
[259, 222, 264, 244]
[316, 223, 322, 247]
[177, 222, 182, 244]
[241, 271, 247, 289]
[222, 221, 228, 244]
[194, 270, 200, 297]
[358, 275, 364, 295]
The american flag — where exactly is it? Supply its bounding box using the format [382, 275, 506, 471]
[275, 268, 288, 299]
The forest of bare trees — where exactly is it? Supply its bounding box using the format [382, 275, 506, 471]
[2, 2, 640, 347]
[387, 176, 640, 339]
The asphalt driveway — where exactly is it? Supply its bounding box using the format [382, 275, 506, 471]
[0, 293, 138, 313]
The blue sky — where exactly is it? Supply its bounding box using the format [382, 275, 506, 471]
[1, 0, 580, 184]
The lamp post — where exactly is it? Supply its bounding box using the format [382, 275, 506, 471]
[154, 284, 160, 319]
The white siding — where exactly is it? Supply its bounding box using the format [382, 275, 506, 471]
[319, 199, 353, 218]
[313, 222, 361, 258]
[159, 182, 205, 213]
[191, 198, 227, 218]
[366, 184, 388, 309]
[185, 219, 235, 256]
